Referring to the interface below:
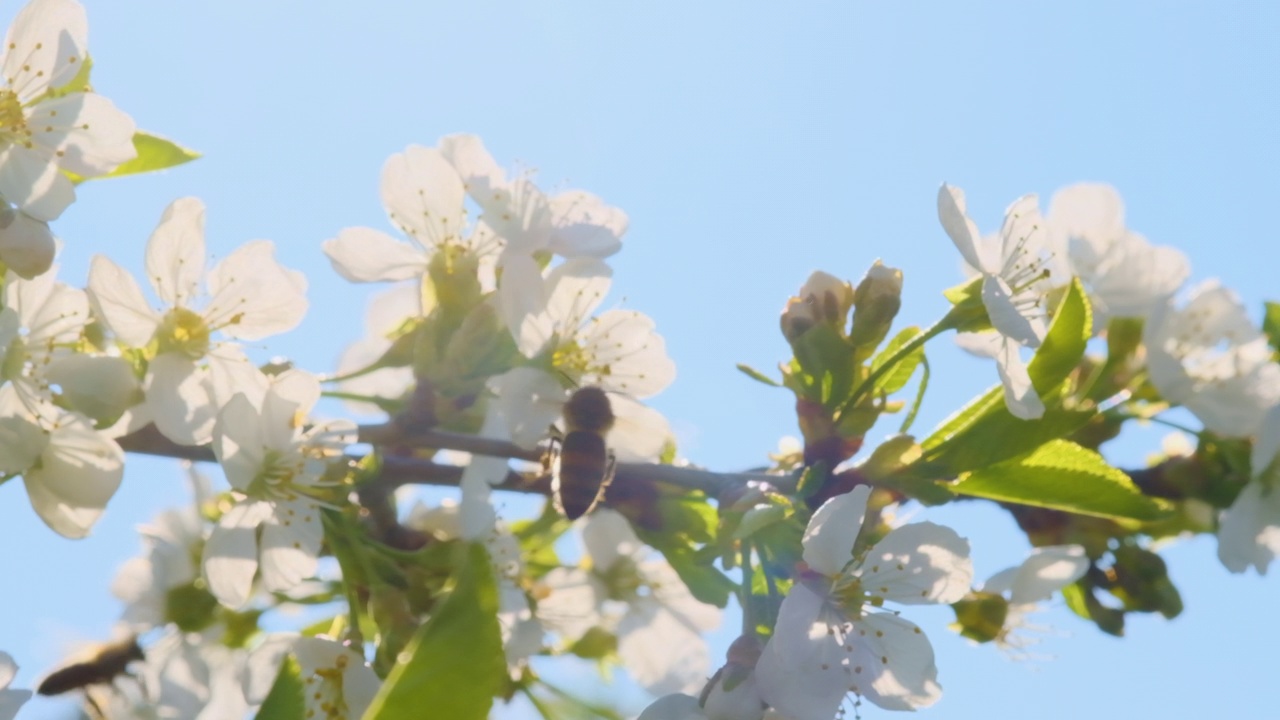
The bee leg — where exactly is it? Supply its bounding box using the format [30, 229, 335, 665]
[84, 690, 107, 720]
[542, 432, 563, 475]
[599, 450, 618, 500]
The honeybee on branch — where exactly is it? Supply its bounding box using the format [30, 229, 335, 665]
[549, 386, 617, 520]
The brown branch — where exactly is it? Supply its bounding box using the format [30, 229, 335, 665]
[116, 423, 788, 500]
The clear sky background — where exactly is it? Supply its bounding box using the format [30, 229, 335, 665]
[3, 1, 1278, 718]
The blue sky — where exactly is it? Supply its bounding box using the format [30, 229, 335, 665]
[4, 1, 1278, 718]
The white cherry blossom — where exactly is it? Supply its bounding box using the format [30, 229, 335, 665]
[756, 485, 972, 717]
[538, 509, 720, 696]
[245, 635, 379, 720]
[0, 266, 91, 423]
[938, 184, 1058, 419]
[0, 651, 31, 720]
[0, 384, 123, 538]
[0, 0, 137, 223]
[978, 545, 1089, 653]
[323, 142, 496, 286]
[86, 197, 308, 445]
[1144, 280, 1280, 437]
[1046, 183, 1189, 328]
[439, 133, 627, 259]
[1218, 403, 1280, 574]
[201, 370, 355, 608]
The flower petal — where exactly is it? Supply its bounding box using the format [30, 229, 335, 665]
[852, 612, 942, 711]
[202, 500, 272, 609]
[0, 144, 74, 220]
[857, 521, 973, 605]
[994, 338, 1045, 420]
[145, 197, 206, 308]
[322, 226, 428, 283]
[22, 419, 123, 538]
[86, 254, 160, 346]
[937, 184, 992, 273]
[213, 393, 266, 492]
[1008, 545, 1089, 604]
[755, 583, 850, 720]
[29, 92, 137, 177]
[3, 0, 87, 100]
[381, 144, 467, 250]
[548, 190, 626, 258]
[1217, 481, 1280, 575]
[258, 502, 322, 593]
[802, 485, 871, 576]
[146, 353, 216, 446]
[0, 209, 54, 279]
[204, 240, 308, 340]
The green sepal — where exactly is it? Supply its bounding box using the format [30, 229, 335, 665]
[736, 362, 781, 387]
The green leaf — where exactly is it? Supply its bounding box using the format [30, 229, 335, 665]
[254, 655, 305, 720]
[1264, 301, 1280, 354]
[1028, 278, 1091, 393]
[362, 543, 504, 720]
[792, 324, 856, 406]
[950, 439, 1166, 521]
[736, 362, 781, 387]
[90, 131, 200, 181]
[922, 398, 1096, 475]
[869, 326, 924, 395]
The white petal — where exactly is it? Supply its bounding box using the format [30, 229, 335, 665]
[544, 257, 612, 335]
[1047, 182, 1125, 253]
[637, 694, 705, 720]
[857, 521, 973, 605]
[617, 597, 711, 695]
[145, 198, 206, 308]
[30, 92, 137, 177]
[202, 500, 272, 608]
[322, 226, 428, 283]
[497, 251, 552, 357]
[204, 240, 308, 340]
[1217, 481, 1280, 575]
[86, 255, 159, 346]
[259, 503, 322, 593]
[46, 355, 141, 425]
[438, 133, 508, 207]
[994, 339, 1045, 420]
[0, 412, 48, 473]
[937, 184, 992, 273]
[853, 612, 942, 711]
[755, 583, 850, 720]
[3, 0, 87, 100]
[579, 309, 676, 398]
[0, 144, 73, 220]
[8, 266, 89, 343]
[607, 394, 672, 462]
[0, 209, 54, 279]
[548, 190, 626, 258]
[489, 367, 567, 450]
[214, 393, 266, 492]
[537, 567, 605, 642]
[995, 194, 1045, 273]
[145, 353, 216, 446]
[243, 635, 295, 704]
[23, 418, 123, 538]
[381, 144, 467, 249]
[581, 508, 643, 572]
[1007, 545, 1089, 604]
[802, 485, 871, 576]
[982, 276, 1043, 348]
[0, 651, 17, 689]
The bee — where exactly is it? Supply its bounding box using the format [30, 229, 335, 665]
[37, 636, 144, 705]
[550, 386, 617, 520]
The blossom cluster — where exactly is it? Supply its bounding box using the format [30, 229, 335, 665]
[3, 0, 1279, 719]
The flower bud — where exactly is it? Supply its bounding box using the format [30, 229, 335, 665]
[780, 271, 853, 343]
[849, 260, 902, 349]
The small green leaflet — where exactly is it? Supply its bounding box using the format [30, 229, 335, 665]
[1027, 278, 1091, 393]
[362, 543, 504, 720]
[253, 655, 305, 720]
[736, 362, 781, 387]
[950, 439, 1166, 521]
[76, 131, 200, 182]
